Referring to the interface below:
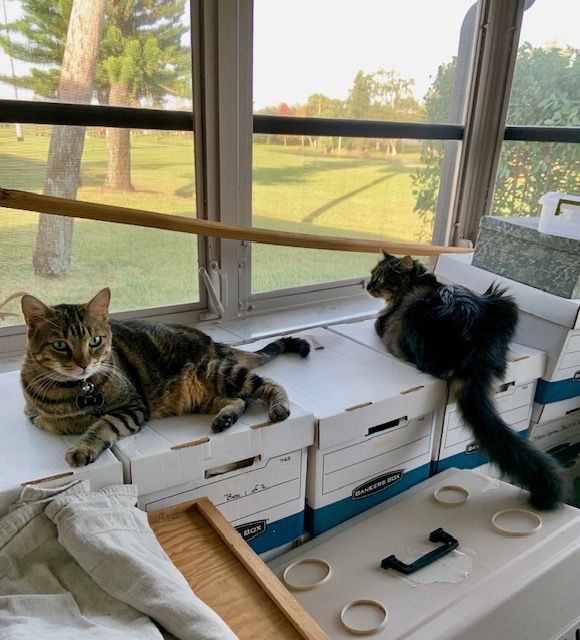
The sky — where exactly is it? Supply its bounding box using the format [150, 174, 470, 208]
[252, 0, 580, 109]
[0, 0, 578, 105]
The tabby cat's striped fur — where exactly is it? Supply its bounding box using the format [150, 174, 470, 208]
[21, 288, 310, 467]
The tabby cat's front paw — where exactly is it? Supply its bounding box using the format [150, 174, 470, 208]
[269, 403, 290, 422]
[66, 443, 96, 467]
[211, 413, 239, 433]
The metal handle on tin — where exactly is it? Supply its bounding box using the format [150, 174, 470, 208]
[380, 528, 458, 575]
[555, 198, 580, 216]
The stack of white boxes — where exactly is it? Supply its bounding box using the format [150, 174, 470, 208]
[435, 253, 580, 490]
[327, 319, 545, 474]
[0, 370, 124, 515]
[241, 327, 447, 536]
[113, 401, 315, 554]
[0, 357, 316, 554]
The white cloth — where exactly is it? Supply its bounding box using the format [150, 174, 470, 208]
[0, 481, 237, 640]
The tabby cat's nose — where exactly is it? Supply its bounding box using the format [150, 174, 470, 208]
[76, 362, 88, 370]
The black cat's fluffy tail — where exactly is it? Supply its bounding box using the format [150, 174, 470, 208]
[233, 336, 310, 369]
[457, 373, 564, 510]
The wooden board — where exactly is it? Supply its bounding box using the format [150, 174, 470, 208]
[0, 187, 473, 257]
[148, 497, 328, 640]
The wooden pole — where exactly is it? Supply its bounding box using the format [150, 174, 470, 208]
[0, 187, 472, 256]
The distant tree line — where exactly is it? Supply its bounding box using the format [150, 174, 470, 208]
[255, 68, 423, 156]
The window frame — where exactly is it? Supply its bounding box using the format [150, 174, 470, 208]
[0, 0, 579, 351]
[0, 0, 211, 348]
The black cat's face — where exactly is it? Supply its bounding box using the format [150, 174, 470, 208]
[21, 289, 112, 380]
[366, 252, 424, 302]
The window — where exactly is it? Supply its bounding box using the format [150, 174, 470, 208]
[0, 0, 201, 330]
[1, 0, 578, 349]
[491, 0, 580, 218]
[251, 0, 477, 295]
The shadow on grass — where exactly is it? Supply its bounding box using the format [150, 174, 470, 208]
[253, 151, 417, 187]
[302, 172, 397, 223]
[252, 212, 420, 245]
[0, 155, 47, 191]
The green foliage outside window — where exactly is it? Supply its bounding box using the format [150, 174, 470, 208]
[412, 44, 580, 223]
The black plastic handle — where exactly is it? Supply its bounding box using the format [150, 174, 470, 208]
[380, 528, 459, 575]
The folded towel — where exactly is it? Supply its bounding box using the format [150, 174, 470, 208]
[0, 481, 237, 640]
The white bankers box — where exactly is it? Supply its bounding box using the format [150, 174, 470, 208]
[0, 370, 123, 515]
[112, 400, 314, 554]
[529, 397, 580, 483]
[241, 328, 446, 535]
[327, 319, 546, 473]
[270, 468, 580, 640]
[435, 252, 580, 405]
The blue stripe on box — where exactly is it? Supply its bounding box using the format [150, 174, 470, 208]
[304, 463, 430, 536]
[535, 377, 580, 404]
[237, 511, 304, 555]
[434, 429, 529, 475]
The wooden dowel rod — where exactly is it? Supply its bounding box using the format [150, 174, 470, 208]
[0, 187, 472, 256]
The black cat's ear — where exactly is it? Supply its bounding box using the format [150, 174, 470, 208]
[21, 294, 50, 329]
[381, 249, 393, 259]
[398, 256, 414, 272]
[87, 288, 111, 321]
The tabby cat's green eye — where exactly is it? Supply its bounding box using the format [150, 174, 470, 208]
[52, 340, 68, 352]
[89, 336, 102, 348]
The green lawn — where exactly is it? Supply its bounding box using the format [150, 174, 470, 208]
[0, 126, 433, 325]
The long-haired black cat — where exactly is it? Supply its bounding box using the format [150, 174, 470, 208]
[367, 251, 563, 510]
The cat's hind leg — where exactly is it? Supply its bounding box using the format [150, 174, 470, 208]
[207, 360, 291, 427]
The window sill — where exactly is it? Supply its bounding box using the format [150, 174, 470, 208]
[0, 296, 383, 372]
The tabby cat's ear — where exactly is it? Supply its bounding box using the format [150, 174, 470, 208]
[86, 288, 111, 321]
[21, 294, 50, 329]
[381, 249, 393, 259]
[398, 255, 414, 272]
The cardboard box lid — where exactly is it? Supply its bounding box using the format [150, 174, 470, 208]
[0, 370, 122, 505]
[328, 319, 546, 387]
[435, 253, 580, 330]
[532, 396, 580, 425]
[479, 216, 580, 252]
[113, 401, 315, 495]
[241, 328, 447, 450]
[269, 468, 580, 640]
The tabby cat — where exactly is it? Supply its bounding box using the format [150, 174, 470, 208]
[367, 251, 563, 510]
[20, 288, 310, 467]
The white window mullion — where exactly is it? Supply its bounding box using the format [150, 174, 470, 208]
[203, 0, 253, 321]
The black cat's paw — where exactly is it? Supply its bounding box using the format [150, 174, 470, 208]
[66, 443, 96, 467]
[295, 338, 311, 358]
[269, 403, 290, 422]
[211, 412, 239, 433]
[282, 336, 311, 358]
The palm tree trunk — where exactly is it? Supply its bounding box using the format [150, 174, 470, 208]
[104, 82, 134, 191]
[33, 0, 105, 277]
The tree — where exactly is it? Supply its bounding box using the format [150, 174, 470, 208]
[410, 59, 456, 233]
[305, 92, 346, 152]
[0, 0, 190, 191]
[492, 43, 580, 216]
[32, 0, 106, 277]
[98, 0, 190, 190]
[0, 0, 190, 276]
[412, 44, 580, 227]
[344, 69, 421, 155]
